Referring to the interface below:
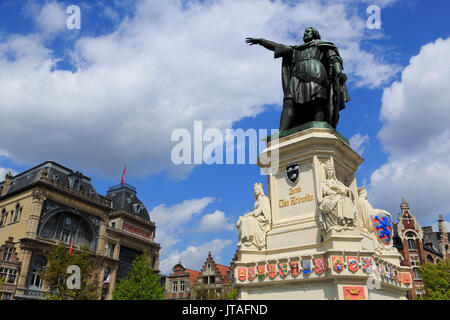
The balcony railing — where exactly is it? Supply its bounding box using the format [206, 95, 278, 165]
[14, 288, 48, 300]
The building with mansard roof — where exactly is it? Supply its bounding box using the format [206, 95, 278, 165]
[393, 197, 449, 299]
[0, 161, 160, 300]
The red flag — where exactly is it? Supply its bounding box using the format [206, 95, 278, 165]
[69, 239, 74, 254]
[121, 166, 127, 186]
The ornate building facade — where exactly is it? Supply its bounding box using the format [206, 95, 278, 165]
[0, 161, 160, 300]
[393, 198, 449, 299]
[165, 252, 232, 300]
[164, 262, 199, 300]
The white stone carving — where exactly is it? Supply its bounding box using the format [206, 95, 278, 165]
[319, 161, 356, 232]
[237, 183, 272, 250]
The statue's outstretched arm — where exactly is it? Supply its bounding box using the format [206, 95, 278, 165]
[245, 38, 280, 51]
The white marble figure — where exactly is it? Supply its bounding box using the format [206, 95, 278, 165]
[319, 162, 356, 231]
[356, 186, 397, 254]
[237, 183, 271, 249]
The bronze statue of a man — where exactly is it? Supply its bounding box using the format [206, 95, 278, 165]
[246, 27, 350, 130]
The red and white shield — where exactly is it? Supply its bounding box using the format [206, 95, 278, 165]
[238, 267, 246, 281]
[347, 257, 359, 273]
[314, 258, 324, 275]
[278, 263, 288, 278]
[248, 267, 256, 281]
[268, 264, 277, 279]
[290, 261, 300, 277]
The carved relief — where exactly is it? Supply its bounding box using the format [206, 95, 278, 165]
[318, 160, 356, 233]
[237, 183, 272, 250]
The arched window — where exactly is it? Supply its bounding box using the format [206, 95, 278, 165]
[0, 209, 6, 226]
[27, 255, 46, 290]
[427, 255, 434, 263]
[406, 232, 417, 251]
[13, 204, 21, 222]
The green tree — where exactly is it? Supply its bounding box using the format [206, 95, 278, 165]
[42, 242, 101, 300]
[417, 260, 450, 300]
[112, 251, 164, 300]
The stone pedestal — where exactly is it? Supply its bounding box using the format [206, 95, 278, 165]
[234, 123, 411, 300]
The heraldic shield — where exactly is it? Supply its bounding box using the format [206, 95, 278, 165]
[285, 163, 300, 184]
[371, 214, 393, 244]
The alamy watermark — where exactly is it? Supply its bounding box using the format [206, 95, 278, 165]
[171, 121, 280, 175]
[366, 5, 381, 30]
[66, 264, 81, 289]
[66, 5, 81, 30]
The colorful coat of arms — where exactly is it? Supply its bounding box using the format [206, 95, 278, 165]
[324, 257, 330, 272]
[302, 260, 312, 275]
[347, 257, 359, 273]
[268, 264, 277, 279]
[314, 258, 325, 275]
[238, 267, 246, 281]
[333, 256, 344, 273]
[290, 261, 300, 277]
[257, 265, 266, 280]
[402, 272, 412, 286]
[247, 267, 256, 281]
[361, 257, 373, 274]
[394, 270, 399, 282]
[343, 286, 366, 300]
[372, 214, 393, 244]
[278, 263, 288, 278]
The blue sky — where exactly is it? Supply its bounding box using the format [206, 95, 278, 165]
[0, 0, 449, 274]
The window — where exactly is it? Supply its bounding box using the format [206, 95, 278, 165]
[173, 281, 178, 293]
[111, 222, 116, 228]
[408, 239, 416, 250]
[0, 209, 6, 226]
[151, 256, 156, 269]
[1, 293, 12, 300]
[0, 267, 18, 285]
[28, 256, 46, 290]
[180, 280, 185, 292]
[2, 247, 13, 261]
[413, 267, 421, 280]
[13, 204, 21, 222]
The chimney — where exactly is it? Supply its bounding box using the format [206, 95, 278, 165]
[1, 172, 13, 196]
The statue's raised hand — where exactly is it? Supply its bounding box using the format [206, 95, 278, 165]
[245, 37, 261, 46]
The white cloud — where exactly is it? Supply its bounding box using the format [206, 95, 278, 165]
[150, 197, 214, 254]
[0, 0, 399, 179]
[349, 133, 369, 155]
[369, 37, 450, 224]
[23, 1, 67, 35]
[158, 238, 232, 275]
[197, 210, 234, 233]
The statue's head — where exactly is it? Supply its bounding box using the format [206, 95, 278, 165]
[303, 27, 321, 43]
[358, 186, 368, 199]
[253, 182, 263, 197]
[325, 163, 335, 178]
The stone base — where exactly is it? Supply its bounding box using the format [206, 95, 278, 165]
[234, 123, 411, 300]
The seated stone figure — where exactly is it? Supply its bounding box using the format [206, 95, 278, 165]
[319, 163, 356, 231]
[237, 183, 271, 249]
[356, 186, 397, 254]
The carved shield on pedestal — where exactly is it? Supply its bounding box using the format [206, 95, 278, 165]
[333, 256, 344, 273]
[371, 214, 393, 244]
[290, 262, 300, 277]
[268, 264, 277, 279]
[238, 267, 247, 281]
[314, 258, 324, 275]
[285, 163, 300, 184]
[302, 260, 312, 275]
[361, 257, 373, 274]
[257, 265, 266, 280]
[347, 257, 359, 273]
[278, 263, 288, 278]
[248, 267, 256, 281]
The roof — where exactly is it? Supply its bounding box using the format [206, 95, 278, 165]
[215, 263, 231, 283]
[107, 184, 150, 221]
[185, 269, 200, 285]
[0, 161, 100, 200]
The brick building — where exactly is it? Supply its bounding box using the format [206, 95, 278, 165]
[192, 251, 232, 300]
[0, 161, 160, 300]
[164, 262, 199, 300]
[393, 198, 449, 299]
